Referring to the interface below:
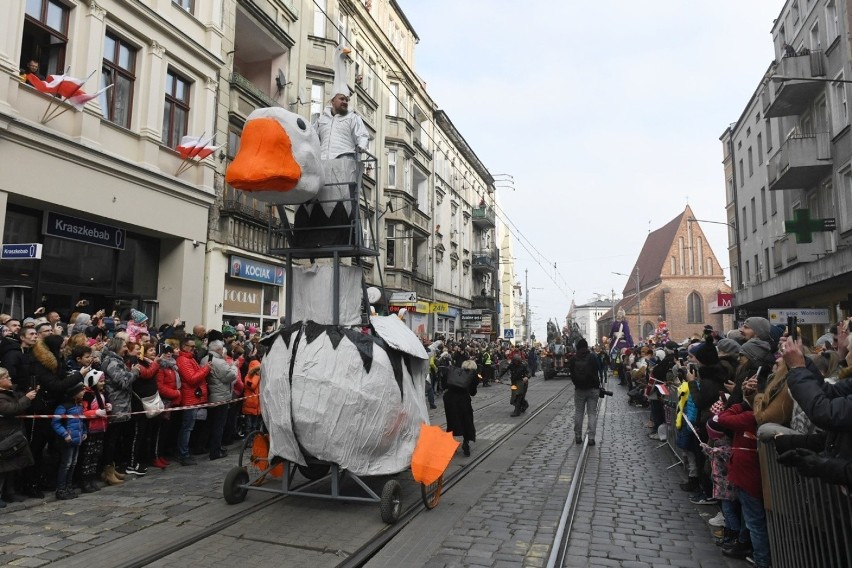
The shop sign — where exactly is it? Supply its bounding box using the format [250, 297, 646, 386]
[43, 211, 125, 250]
[429, 302, 449, 313]
[1, 243, 42, 259]
[717, 293, 733, 308]
[461, 309, 482, 322]
[447, 307, 460, 318]
[390, 291, 416, 303]
[224, 280, 263, 313]
[416, 301, 430, 313]
[388, 303, 417, 314]
[768, 308, 830, 325]
[229, 255, 284, 286]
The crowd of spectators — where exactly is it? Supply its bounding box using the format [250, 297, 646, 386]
[0, 305, 266, 506]
[606, 317, 852, 568]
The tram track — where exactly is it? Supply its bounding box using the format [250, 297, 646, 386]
[123, 379, 573, 568]
[336, 381, 574, 568]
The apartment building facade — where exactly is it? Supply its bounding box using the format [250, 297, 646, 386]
[723, 0, 852, 340]
[0, 0, 222, 324]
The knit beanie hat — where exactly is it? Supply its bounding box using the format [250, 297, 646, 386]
[743, 317, 771, 341]
[131, 309, 149, 324]
[688, 336, 719, 366]
[739, 338, 772, 364]
[576, 338, 588, 350]
[66, 382, 85, 398]
[726, 329, 746, 343]
[716, 338, 741, 356]
[769, 324, 785, 345]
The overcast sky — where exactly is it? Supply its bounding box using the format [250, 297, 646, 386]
[398, 1, 782, 338]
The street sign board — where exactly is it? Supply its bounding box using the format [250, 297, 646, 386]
[768, 308, 830, 325]
[504, 329, 514, 339]
[717, 293, 733, 308]
[390, 291, 416, 303]
[43, 211, 125, 250]
[1, 243, 43, 260]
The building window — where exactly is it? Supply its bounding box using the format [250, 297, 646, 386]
[172, 0, 193, 12]
[745, 259, 751, 284]
[764, 248, 771, 280]
[687, 292, 703, 324]
[765, 118, 773, 151]
[832, 74, 848, 133]
[387, 150, 396, 187]
[670, 256, 676, 275]
[385, 223, 395, 267]
[403, 158, 411, 194]
[313, 0, 326, 37]
[751, 197, 757, 232]
[770, 190, 778, 215]
[738, 159, 744, 187]
[760, 187, 767, 224]
[21, 0, 69, 77]
[389, 82, 399, 117]
[757, 134, 763, 165]
[101, 32, 136, 129]
[839, 167, 852, 232]
[310, 81, 324, 119]
[748, 147, 754, 176]
[827, 1, 839, 42]
[706, 258, 713, 275]
[162, 69, 190, 148]
[742, 206, 748, 240]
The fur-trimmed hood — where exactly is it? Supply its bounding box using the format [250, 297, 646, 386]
[32, 340, 60, 373]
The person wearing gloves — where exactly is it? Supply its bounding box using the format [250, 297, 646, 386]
[775, 334, 852, 488]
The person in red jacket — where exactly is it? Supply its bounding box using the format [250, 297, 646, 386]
[153, 344, 181, 469]
[242, 359, 262, 433]
[175, 336, 209, 466]
[714, 373, 770, 568]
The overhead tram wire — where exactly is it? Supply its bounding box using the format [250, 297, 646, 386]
[312, 1, 574, 301]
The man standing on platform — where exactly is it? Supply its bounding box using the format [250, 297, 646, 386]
[569, 339, 601, 446]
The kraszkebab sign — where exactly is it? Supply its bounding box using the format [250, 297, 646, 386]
[43, 211, 125, 250]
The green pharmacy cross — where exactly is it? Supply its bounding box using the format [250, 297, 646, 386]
[784, 209, 836, 244]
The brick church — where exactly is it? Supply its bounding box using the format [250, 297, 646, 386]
[598, 206, 733, 344]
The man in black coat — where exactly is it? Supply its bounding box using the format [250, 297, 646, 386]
[569, 339, 600, 445]
[499, 355, 529, 417]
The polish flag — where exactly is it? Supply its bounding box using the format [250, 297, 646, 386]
[177, 135, 213, 159]
[193, 142, 222, 160]
[66, 85, 113, 111]
[654, 383, 670, 396]
[26, 73, 84, 96]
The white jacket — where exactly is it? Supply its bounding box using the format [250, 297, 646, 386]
[314, 106, 370, 160]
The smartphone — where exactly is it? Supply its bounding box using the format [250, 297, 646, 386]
[688, 363, 697, 375]
[754, 366, 762, 379]
[788, 316, 798, 341]
[207, 353, 213, 363]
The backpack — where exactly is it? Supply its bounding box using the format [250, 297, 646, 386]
[571, 352, 598, 390]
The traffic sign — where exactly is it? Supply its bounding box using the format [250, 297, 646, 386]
[504, 329, 514, 339]
[1, 243, 42, 260]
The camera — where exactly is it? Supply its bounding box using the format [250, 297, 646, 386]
[599, 387, 613, 398]
[788, 315, 798, 341]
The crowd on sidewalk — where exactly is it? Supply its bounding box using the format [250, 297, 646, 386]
[605, 316, 852, 568]
[0, 306, 265, 507]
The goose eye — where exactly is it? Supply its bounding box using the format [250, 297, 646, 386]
[296, 118, 306, 130]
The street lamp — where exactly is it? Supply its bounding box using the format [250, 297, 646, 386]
[613, 268, 640, 340]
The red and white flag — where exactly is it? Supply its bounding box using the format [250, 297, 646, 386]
[177, 134, 213, 159]
[67, 85, 113, 111]
[27, 73, 85, 96]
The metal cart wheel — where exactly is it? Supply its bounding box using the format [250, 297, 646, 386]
[297, 463, 331, 481]
[223, 466, 249, 504]
[420, 474, 443, 509]
[380, 480, 402, 524]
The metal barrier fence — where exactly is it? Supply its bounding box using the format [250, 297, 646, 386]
[760, 440, 852, 568]
[660, 388, 682, 467]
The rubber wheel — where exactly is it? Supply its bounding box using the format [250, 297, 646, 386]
[420, 475, 443, 509]
[223, 466, 249, 504]
[380, 480, 402, 524]
[297, 463, 331, 481]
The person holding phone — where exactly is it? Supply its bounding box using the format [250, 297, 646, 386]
[205, 340, 237, 461]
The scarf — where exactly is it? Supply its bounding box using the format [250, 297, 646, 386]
[159, 356, 181, 390]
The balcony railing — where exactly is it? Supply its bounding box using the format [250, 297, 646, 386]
[765, 50, 826, 118]
[471, 250, 497, 272]
[471, 206, 495, 228]
[472, 294, 498, 311]
[229, 72, 280, 110]
[767, 130, 831, 191]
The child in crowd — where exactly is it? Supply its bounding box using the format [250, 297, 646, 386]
[702, 413, 741, 549]
[78, 369, 110, 491]
[242, 360, 262, 433]
[52, 383, 87, 500]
